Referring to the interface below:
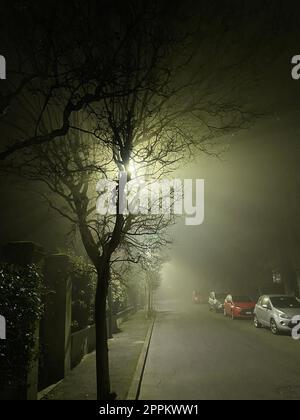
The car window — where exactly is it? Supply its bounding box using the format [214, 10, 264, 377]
[271, 296, 300, 309]
[215, 294, 227, 300]
[262, 297, 271, 308]
[232, 296, 253, 303]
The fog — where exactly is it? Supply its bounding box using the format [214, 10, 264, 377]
[158, 110, 300, 303]
[1, 0, 300, 302]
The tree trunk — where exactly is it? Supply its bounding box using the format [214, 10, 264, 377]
[95, 263, 111, 400]
[91, 181, 125, 399]
[107, 285, 113, 339]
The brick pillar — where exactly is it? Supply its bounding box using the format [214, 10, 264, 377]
[43, 254, 72, 386]
[1, 241, 44, 400]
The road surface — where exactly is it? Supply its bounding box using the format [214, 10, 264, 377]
[139, 298, 300, 400]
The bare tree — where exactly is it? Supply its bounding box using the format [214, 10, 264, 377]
[0, 1, 151, 160]
[0, 2, 262, 400]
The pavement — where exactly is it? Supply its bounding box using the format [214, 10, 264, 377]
[43, 310, 151, 400]
[139, 298, 300, 400]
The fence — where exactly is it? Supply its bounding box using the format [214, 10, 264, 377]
[0, 241, 138, 400]
[70, 307, 135, 370]
[71, 325, 95, 369]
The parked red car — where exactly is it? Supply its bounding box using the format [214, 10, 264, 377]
[192, 290, 206, 304]
[224, 294, 256, 319]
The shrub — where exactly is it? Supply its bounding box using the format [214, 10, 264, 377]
[0, 263, 43, 392]
[68, 255, 96, 332]
[111, 276, 128, 314]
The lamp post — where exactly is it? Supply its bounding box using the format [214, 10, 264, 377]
[145, 249, 155, 318]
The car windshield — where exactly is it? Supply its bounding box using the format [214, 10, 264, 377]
[232, 296, 253, 303]
[270, 297, 300, 309]
[215, 294, 227, 300]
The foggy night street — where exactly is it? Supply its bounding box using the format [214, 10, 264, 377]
[140, 294, 300, 400]
[3, 0, 300, 405]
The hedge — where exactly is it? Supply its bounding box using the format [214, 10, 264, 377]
[0, 263, 43, 392]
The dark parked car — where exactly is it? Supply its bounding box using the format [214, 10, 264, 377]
[208, 292, 227, 312]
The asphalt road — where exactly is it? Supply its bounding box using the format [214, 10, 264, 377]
[139, 298, 300, 400]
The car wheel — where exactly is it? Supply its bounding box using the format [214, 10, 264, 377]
[270, 319, 279, 335]
[254, 315, 262, 329]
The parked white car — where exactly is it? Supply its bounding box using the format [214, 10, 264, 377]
[208, 292, 227, 312]
[254, 295, 300, 335]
